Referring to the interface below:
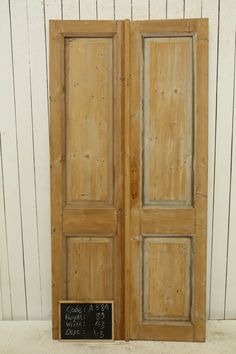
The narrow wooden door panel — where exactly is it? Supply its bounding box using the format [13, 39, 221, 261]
[66, 237, 113, 299]
[143, 37, 193, 206]
[143, 236, 192, 321]
[66, 38, 113, 205]
[50, 21, 124, 339]
[128, 19, 208, 341]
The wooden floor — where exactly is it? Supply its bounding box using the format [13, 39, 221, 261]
[0, 321, 235, 353]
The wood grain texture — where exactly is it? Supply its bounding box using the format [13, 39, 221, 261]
[66, 237, 113, 299]
[50, 20, 66, 338]
[141, 208, 195, 234]
[191, 18, 208, 341]
[1, 0, 236, 328]
[50, 20, 124, 340]
[65, 38, 113, 205]
[124, 19, 131, 340]
[143, 37, 193, 206]
[143, 236, 192, 321]
[129, 19, 208, 341]
[63, 208, 117, 234]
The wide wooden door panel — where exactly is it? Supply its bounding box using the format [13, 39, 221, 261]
[50, 21, 124, 339]
[127, 19, 208, 341]
[50, 19, 208, 342]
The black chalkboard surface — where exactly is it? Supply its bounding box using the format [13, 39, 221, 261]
[59, 300, 114, 341]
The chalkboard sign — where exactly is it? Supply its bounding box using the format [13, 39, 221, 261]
[59, 300, 114, 341]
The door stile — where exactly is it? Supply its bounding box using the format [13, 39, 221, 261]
[124, 18, 131, 341]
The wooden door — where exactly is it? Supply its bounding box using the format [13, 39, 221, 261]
[50, 20, 124, 339]
[126, 19, 208, 341]
[50, 19, 208, 342]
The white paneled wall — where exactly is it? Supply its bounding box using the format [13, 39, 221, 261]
[0, 0, 235, 320]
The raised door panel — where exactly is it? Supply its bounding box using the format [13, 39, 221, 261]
[66, 237, 113, 299]
[66, 38, 113, 205]
[143, 236, 192, 321]
[143, 37, 193, 206]
[50, 20, 124, 340]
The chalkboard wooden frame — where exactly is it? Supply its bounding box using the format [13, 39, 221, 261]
[58, 300, 114, 341]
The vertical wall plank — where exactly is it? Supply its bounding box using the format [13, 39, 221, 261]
[27, 0, 52, 320]
[202, 0, 219, 319]
[0, 135, 12, 319]
[44, 0, 62, 38]
[167, 0, 184, 19]
[0, 283, 2, 320]
[62, 0, 80, 19]
[150, 0, 167, 19]
[44, 0, 62, 109]
[225, 32, 236, 319]
[10, 0, 42, 319]
[115, 0, 131, 19]
[132, 0, 149, 20]
[210, 0, 236, 319]
[184, 0, 202, 18]
[0, 0, 27, 319]
[97, 0, 114, 19]
[80, 0, 97, 19]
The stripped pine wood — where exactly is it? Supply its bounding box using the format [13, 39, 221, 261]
[0, 0, 27, 320]
[141, 209, 195, 234]
[10, 0, 42, 319]
[132, 0, 149, 20]
[1, 0, 236, 325]
[202, 0, 219, 319]
[50, 20, 125, 340]
[27, 0, 52, 320]
[0, 135, 12, 319]
[210, 0, 236, 319]
[143, 237, 192, 321]
[124, 19, 131, 340]
[190, 18, 208, 340]
[128, 18, 208, 341]
[143, 37, 193, 206]
[50, 20, 65, 337]
[65, 38, 113, 204]
[63, 208, 117, 234]
[66, 237, 113, 299]
[150, 0, 167, 19]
